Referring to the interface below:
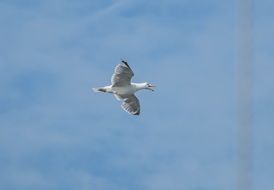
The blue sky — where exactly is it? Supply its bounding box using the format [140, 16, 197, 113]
[0, 0, 273, 189]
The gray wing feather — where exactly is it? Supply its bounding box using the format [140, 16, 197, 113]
[121, 95, 140, 115]
[114, 94, 130, 101]
[111, 62, 134, 87]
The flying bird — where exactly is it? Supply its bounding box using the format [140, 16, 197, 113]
[93, 60, 155, 115]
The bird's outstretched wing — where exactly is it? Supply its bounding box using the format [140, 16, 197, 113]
[111, 61, 134, 87]
[121, 95, 140, 115]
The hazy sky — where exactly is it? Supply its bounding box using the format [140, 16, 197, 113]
[0, 0, 273, 190]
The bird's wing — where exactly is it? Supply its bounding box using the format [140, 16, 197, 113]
[114, 94, 130, 101]
[111, 61, 134, 87]
[121, 95, 140, 115]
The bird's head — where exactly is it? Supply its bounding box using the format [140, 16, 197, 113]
[145, 82, 156, 91]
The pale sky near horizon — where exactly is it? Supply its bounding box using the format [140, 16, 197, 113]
[0, 0, 273, 190]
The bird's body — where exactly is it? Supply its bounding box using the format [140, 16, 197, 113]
[93, 60, 155, 115]
[99, 83, 146, 95]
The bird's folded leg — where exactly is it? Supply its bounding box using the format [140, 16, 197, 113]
[93, 88, 106, 93]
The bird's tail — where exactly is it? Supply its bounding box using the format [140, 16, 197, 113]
[92, 87, 107, 93]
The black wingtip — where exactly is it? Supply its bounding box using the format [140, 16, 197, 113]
[133, 111, 140, 116]
[121, 59, 127, 64]
[121, 59, 131, 69]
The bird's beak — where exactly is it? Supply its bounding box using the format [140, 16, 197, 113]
[148, 84, 156, 91]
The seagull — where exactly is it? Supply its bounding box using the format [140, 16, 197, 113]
[93, 60, 155, 115]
